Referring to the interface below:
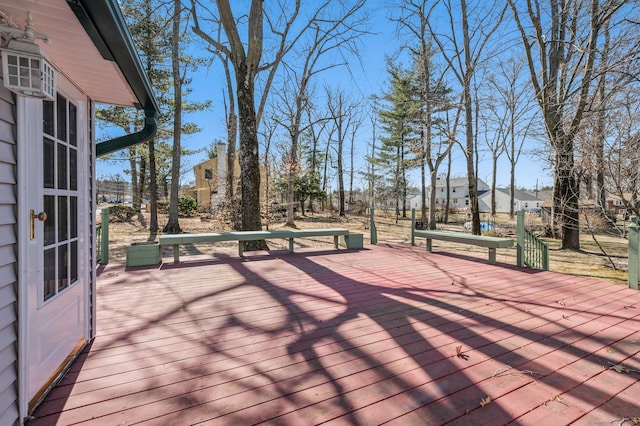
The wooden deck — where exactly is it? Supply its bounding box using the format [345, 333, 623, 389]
[30, 244, 640, 425]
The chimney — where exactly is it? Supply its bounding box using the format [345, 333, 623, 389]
[217, 142, 227, 195]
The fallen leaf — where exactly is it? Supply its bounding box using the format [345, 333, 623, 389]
[562, 315, 569, 319]
[454, 345, 470, 360]
[610, 364, 630, 374]
[624, 305, 636, 309]
[606, 347, 616, 353]
[556, 300, 565, 306]
[480, 396, 491, 407]
[549, 395, 568, 406]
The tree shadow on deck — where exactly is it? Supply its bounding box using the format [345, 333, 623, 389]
[31, 245, 640, 425]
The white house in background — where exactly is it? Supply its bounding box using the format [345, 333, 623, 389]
[0, 2, 158, 424]
[406, 178, 491, 211]
[478, 188, 543, 213]
[432, 177, 489, 210]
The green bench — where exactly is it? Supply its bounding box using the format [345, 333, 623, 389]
[414, 230, 513, 265]
[158, 228, 362, 262]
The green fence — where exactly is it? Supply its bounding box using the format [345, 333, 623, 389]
[628, 215, 639, 290]
[516, 210, 549, 271]
[97, 208, 109, 265]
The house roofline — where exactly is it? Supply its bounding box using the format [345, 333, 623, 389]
[67, 0, 159, 115]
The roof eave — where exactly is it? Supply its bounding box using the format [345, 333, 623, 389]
[67, 0, 159, 115]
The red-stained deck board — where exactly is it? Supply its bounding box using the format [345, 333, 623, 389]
[29, 244, 640, 425]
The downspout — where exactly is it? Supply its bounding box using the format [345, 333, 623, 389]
[96, 109, 157, 156]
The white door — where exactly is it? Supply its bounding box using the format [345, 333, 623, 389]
[19, 76, 89, 411]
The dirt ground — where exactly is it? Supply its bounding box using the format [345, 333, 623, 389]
[100, 207, 630, 285]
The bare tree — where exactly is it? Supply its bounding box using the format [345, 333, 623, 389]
[481, 57, 535, 217]
[271, 3, 365, 226]
[190, 1, 367, 244]
[326, 88, 361, 217]
[426, 0, 507, 235]
[507, 0, 627, 249]
[392, 0, 456, 228]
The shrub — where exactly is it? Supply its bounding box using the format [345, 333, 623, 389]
[157, 199, 169, 214]
[178, 196, 197, 217]
[109, 205, 137, 222]
[483, 230, 504, 237]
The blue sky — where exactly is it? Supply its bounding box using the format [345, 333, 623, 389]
[97, 1, 553, 191]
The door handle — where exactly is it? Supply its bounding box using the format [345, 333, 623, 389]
[30, 209, 47, 240]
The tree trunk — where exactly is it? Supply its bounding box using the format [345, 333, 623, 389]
[128, 146, 138, 207]
[555, 138, 581, 249]
[148, 138, 158, 234]
[338, 131, 345, 217]
[491, 153, 497, 217]
[286, 131, 298, 226]
[462, 0, 481, 235]
[163, 0, 182, 234]
[136, 156, 146, 211]
[428, 170, 438, 229]
[236, 65, 266, 248]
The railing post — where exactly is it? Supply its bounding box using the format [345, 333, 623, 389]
[100, 207, 109, 265]
[370, 206, 378, 245]
[628, 215, 639, 290]
[411, 208, 416, 246]
[516, 210, 524, 267]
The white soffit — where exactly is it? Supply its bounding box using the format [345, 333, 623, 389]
[0, 0, 139, 108]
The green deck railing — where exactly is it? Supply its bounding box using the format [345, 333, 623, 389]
[96, 222, 102, 263]
[627, 215, 639, 290]
[516, 210, 549, 270]
[97, 208, 109, 265]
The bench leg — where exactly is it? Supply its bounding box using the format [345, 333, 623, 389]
[426, 238, 433, 252]
[488, 248, 496, 264]
[334, 235, 339, 250]
[172, 244, 180, 262]
[238, 241, 244, 257]
[289, 238, 294, 252]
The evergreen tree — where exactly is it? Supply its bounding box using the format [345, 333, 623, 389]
[375, 61, 420, 220]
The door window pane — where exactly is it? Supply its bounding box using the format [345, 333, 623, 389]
[69, 103, 77, 147]
[44, 195, 55, 246]
[44, 248, 56, 300]
[70, 241, 78, 284]
[43, 138, 54, 189]
[69, 148, 77, 191]
[56, 93, 67, 142]
[58, 244, 68, 291]
[43, 100, 54, 136]
[70, 197, 77, 239]
[57, 143, 67, 190]
[58, 196, 67, 241]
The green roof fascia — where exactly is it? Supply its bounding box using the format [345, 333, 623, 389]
[67, 0, 159, 156]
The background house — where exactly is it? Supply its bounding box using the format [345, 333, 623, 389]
[432, 177, 489, 210]
[191, 142, 240, 212]
[406, 178, 491, 212]
[0, 1, 158, 424]
[478, 188, 544, 213]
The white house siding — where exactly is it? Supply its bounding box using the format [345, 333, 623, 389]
[0, 81, 19, 425]
[478, 188, 543, 213]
